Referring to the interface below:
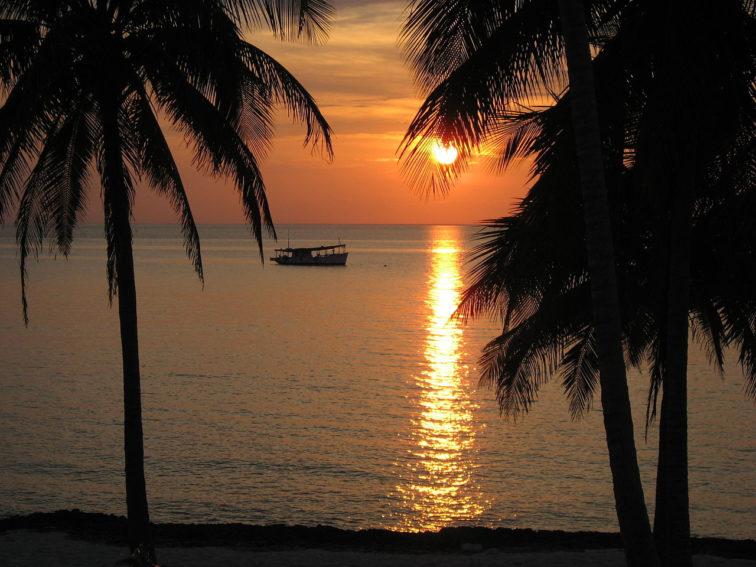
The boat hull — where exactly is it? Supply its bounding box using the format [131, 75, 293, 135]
[271, 253, 348, 266]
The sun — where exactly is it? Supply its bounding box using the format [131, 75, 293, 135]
[431, 140, 458, 165]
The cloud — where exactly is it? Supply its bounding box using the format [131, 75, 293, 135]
[248, 0, 416, 121]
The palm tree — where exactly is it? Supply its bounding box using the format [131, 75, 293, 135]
[452, 3, 755, 565]
[400, 0, 755, 564]
[0, 0, 333, 562]
[399, 1, 657, 564]
[557, 5, 657, 562]
[630, 3, 755, 564]
[461, 111, 756, 567]
[460, 105, 755, 566]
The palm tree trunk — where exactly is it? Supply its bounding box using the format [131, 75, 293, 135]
[100, 90, 156, 564]
[648, 4, 696, 562]
[654, 368, 691, 567]
[115, 210, 154, 559]
[557, 2, 658, 565]
[654, 146, 694, 567]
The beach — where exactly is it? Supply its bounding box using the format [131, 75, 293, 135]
[3, 528, 756, 567]
[2, 512, 755, 567]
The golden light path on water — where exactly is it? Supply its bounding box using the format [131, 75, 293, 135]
[395, 226, 486, 531]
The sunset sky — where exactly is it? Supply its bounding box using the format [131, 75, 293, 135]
[113, 0, 532, 226]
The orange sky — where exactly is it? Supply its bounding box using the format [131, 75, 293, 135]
[114, 0, 532, 226]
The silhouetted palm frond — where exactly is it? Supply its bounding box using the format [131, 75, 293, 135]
[225, 0, 333, 43]
[560, 327, 598, 420]
[398, 0, 568, 195]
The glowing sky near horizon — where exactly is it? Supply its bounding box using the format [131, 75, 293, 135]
[114, 0, 531, 226]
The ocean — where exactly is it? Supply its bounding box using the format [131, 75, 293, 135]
[1, 224, 753, 539]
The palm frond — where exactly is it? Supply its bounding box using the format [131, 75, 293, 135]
[644, 338, 663, 430]
[0, 35, 77, 222]
[456, 225, 514, 322]
[15, 121, 66, 323]
[96, 95, 136, 303]
[724, 306, 756, 400]
[401, 0, 563, 96]
[224, 0, 333, 43]
[0, 0, 59, 22]
[398, 1, 566, 195]
[132, 12, 332, 159]
[401, 0, 511, 91]
[479, 328, 558, 420]
[0, 18, 42, 91]
[127, 1, 248, 119]
[741, 317, 756, 400]
[486, 108, 546, 174]
[125, 87, 204, 283]
[145, 59, 275, 255]
[237, 41, 333, 158]
[0, 134, 32, 223]
[478, 280, 592, 420]
[42, 114, 93, 257]
[480, 320, 565, 420]
[689, 300, 726, 375]
[560, 327, 598, 420]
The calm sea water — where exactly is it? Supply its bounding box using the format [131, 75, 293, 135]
[0, 224, 753, 538]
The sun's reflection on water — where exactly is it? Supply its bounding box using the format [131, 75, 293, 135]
[394, 226, 485, 531]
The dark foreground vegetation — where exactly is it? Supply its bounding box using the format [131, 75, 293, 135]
[1, 510, 754, 560]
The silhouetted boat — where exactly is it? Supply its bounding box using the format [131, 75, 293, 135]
[271, 243, 348, 266]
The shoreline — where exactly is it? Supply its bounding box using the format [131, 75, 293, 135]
[2, 510, 755, 559]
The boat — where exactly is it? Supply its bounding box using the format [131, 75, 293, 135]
[270, 243, 348, 266]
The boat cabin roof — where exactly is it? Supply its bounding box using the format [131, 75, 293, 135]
[274, 244, 346, 253]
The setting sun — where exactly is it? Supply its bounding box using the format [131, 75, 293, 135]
[431, 140, 458, 165]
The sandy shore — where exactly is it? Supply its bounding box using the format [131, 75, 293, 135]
[2, 512, 755, 567]
[4, 530, 756, 567]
